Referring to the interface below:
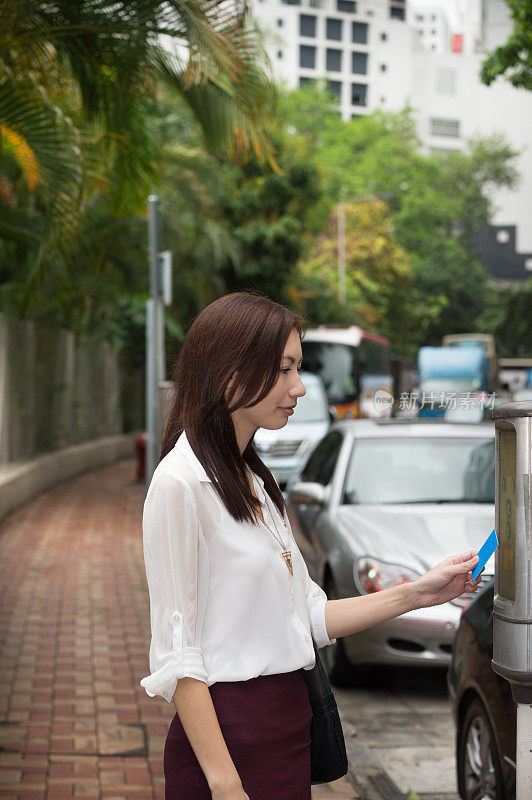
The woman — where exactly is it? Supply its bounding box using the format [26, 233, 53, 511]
[140, 292, 481, 800]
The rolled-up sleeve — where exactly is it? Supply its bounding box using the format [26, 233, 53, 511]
[283, 508, 336, 649]
[140, 471, 209, 702]
[299, 557, 337, 649]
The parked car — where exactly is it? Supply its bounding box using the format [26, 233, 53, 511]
[285, 419, 495, 685]
[253, 371, 330, 490]
[448, 578, 516, 800]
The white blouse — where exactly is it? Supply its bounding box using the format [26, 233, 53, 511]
[140, 430, 336, 703]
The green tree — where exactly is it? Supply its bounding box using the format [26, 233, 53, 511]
[216, 131, 322, 303]
[290, 199, 436, 356]
[278, 87, 519, 349]
[0, 0, 274, 320]
[480, 0, 532, 90]
[476, 280, 532, 357]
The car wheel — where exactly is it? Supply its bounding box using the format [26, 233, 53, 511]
[458, 697, 505, 800]
[322, 577, 359, 687]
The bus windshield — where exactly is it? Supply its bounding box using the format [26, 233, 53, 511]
[301, 341, 357, 404]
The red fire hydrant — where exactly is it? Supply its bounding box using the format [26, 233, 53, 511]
[135, 432, 147, 482]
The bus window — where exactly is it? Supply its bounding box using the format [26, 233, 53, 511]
[301, 341, 357, 405]
[360, 338, 390, 374]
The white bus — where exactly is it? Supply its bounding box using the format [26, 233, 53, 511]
[301, 326, 393, 419]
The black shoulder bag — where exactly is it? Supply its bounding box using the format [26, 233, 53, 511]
[301, 641, 348, 784]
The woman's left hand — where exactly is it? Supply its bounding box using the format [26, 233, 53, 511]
[413, 550, 482, 608]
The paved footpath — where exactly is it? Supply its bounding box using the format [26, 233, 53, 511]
[0, 458, 360, 800]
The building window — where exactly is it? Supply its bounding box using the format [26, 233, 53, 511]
[436, 67, 456, 95]
[281, 0, 300, 4]
[337, 0, 356, 12]
[351, 113, 363, 119]
[326, 48, 343, 71]
[326, 17, 343, 40]
[277, 50, 283, 59]
[430, 118, 460, 137]
[299, 76, 315, 87]
[352, 21, 368, 44]
[416, 14, 424, 22]
[380, 63, 387, 71]
[300, 14, 317, 37]
[299, 44, 316, 69]
[380, 32, 388, 41]
[276, 18, 283, 27]
[380, 96, 386, 103]
[352, 51, 368, 74]
[327, 79, 342, 97]
[351, 82, 367, 106]
[390, 5, 405, 21]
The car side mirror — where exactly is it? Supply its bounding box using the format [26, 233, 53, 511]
[288, 482, 328, 507]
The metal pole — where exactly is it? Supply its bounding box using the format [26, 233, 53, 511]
[146, 195, 165, 490]
[146, 298, 155, 488]
[338, 200, 346, 305]
[516, 700, 532, 797]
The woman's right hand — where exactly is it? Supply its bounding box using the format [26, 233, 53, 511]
[210, 778, 250, 800]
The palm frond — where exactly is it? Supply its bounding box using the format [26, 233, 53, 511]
[0, 68, 82, 230]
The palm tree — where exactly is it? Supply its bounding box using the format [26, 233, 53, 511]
[0, 0, 274, 314]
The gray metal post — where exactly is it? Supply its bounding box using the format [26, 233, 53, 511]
[146, 195, 165, 490]
[337, 200, 346, 305]
[491, 401, 532, 797]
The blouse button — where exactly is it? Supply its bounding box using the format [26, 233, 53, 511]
[172, 611, 182, 622]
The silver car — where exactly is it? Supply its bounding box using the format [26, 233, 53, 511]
[253, 371, 330, 489]
[285, 420, 495, 685]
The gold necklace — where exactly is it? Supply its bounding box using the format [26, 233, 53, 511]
[248, 470, 293, 576]
[257, 502, 293, 577]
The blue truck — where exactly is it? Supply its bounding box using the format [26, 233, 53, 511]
[416, 345, 490, 418]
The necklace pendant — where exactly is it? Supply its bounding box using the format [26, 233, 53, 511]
[281, 550, 293, 576]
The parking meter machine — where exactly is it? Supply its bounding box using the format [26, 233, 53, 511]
[491, 401, 532, 797]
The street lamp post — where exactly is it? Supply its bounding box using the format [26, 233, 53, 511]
[145, 195, 172, 489]
[337, 199, 346, 305]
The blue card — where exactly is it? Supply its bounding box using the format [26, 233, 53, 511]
[472, 529, 498, 580]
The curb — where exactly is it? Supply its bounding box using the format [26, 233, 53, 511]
[342, 719, 406, 800]
[0, 432, 140, 522]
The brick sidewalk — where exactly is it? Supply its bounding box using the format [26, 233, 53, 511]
[0, 459, 358, 800]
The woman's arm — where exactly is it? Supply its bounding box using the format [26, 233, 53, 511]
[172, 677, 248, 798]
[324, 550, 480, 641]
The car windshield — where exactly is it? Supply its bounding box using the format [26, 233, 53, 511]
[293, 381, 328, 422]
[343, 437, 494, 505]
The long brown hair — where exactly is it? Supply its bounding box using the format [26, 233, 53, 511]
[160, 291, 307, 523]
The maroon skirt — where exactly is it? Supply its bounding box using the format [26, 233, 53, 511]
[164, 668, 313, 799]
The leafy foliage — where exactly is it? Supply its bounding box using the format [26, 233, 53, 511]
[0, 0, 275, 341]
[480, 0, 532, 90]
[278, 86, 520, 354]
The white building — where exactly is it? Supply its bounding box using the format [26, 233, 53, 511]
[407, 2, 451, 54]
[252, 0, 532, 279]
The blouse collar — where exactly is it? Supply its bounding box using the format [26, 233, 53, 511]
[175, 430, 265, 490]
